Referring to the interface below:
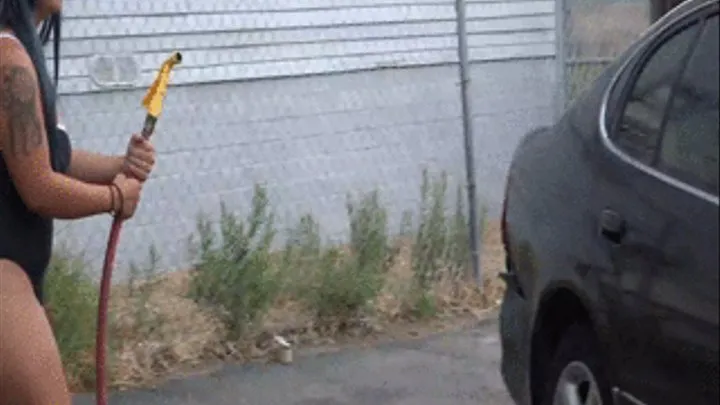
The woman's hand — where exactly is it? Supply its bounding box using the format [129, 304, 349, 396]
[110, 173, 143, 220]
[123, 134, 156, 182]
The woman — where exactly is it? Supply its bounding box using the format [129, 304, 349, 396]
[0, 1, 157, 403]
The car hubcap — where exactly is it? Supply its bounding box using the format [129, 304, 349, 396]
[552, 361, 603, 405]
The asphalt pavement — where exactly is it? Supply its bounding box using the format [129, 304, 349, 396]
[74, 318, 513, 405]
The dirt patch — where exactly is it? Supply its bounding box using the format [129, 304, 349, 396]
[96, 222, 506, 392]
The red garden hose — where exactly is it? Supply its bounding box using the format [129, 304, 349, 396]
[94, 52, 181, 405]
[95, 117, 156, 405]
[95, 214, 124, 405]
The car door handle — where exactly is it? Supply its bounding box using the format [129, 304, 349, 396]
[599, 208, 627, 244]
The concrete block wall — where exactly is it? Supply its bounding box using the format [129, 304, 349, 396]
[50, 0, 557, 279]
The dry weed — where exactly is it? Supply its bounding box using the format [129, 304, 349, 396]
[100, 222, 505, 391]
[109, 271, 225, 389]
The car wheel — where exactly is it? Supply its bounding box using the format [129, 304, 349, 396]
[541, 324, 613, 405]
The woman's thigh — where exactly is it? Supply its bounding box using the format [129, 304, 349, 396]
[0, 259, 71, 405]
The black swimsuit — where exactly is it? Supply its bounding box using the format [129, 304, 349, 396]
[0, 70, 72, 305]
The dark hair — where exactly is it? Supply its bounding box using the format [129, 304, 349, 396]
[39, 12, 60, 85]
[0, 0, 60, 141]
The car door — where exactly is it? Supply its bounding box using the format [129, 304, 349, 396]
[643, 12, 719, 404]
[593, 3, 718, 405]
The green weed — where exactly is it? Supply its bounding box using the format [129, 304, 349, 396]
[188, 185, 280, 340]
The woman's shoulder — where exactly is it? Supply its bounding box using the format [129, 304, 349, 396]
[0, 33, 38, 103]
[0, 31, 34, 72]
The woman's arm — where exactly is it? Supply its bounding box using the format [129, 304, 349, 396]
[66, 134, 156, 184]
[0, 47, 114, 219]
[68, 149, 123, 185]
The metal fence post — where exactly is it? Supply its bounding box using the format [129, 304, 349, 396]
[554, 0, 567, 119]
[453, 0, 482, 287]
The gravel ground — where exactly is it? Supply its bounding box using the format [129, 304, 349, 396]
[73, 317, 513, 405]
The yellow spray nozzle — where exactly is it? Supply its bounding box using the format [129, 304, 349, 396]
[142, 52, 183, 118]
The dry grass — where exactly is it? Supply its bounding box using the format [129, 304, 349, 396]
[565, 2, 651, 102]
[109, 273, 225, 389]
[376, 221, 505, 321]
[568, 2, 650, 57]
[94, 222, 506, 392]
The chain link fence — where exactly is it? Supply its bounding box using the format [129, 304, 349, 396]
[42, 0, 557, 389]
[55, 0, 470, 277]
[556, 0, 652, 111]
[50, 0, 556, 282]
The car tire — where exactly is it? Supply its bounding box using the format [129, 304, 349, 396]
[540, 323, 613, 405]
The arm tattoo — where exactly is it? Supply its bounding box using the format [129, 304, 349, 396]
[0, 65, 43, 156]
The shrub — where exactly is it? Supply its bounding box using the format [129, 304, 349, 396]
[409, 290, 438, 320]
[412, 169, 450, 291]
[447, 184, 471, 281]
[309, 190, 392, 321]
[279, 213, 323, 299]
[347, 189, 395, 277]
[188, 184, 280, 340]
[405, 169, 482, 316]
[44, 252, 100, 390]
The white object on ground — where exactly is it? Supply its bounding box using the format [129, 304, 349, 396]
[274, 335, 293, 365]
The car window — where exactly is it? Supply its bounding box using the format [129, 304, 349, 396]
[613, 22, 700, 164]
[657, 14, 719, 196]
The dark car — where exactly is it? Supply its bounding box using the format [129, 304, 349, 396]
[498, 0, 719, 404]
